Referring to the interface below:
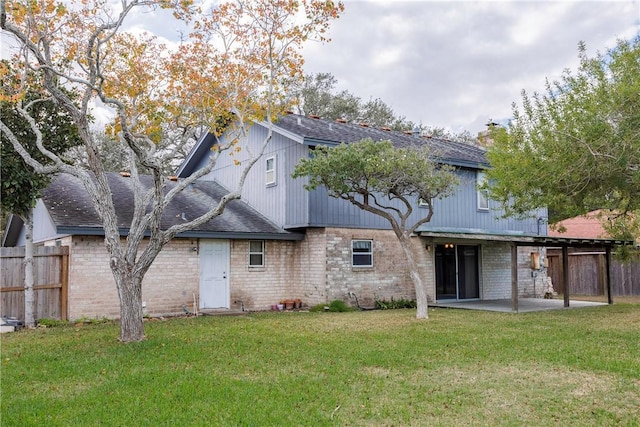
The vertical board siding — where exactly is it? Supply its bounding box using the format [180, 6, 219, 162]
[547, 249, 640, 296]
[200, 128, 544, 235]
[1, 246, 69, 321]
[308, 168, 544, 234]
[204, 126, 308, 228]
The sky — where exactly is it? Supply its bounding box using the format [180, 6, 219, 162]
[299, 0, 640, 135]
[2, 0, 638, 136]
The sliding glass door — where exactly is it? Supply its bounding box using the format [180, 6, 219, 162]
[435, 244, 480, 300]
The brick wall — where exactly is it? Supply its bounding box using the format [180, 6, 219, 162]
[481, 242, 512, 300]
[323, 228, 423, 308]
[229, 239, 305, 311]
[222, 230, 330, 311]
[66, 236, 119, 319]
[59, 232, 548, 320]
[481, 242, 549, 299]
[518, 246, 549, 298]
[65, 236, 199, 320]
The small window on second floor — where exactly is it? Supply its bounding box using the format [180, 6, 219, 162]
[266, 156, 276, 186]
[477, 171, 489, 211]
[249, 240, 265, 267]
[352, 240, 373, 267]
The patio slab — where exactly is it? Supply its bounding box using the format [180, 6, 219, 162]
[432, 298, 607, 313]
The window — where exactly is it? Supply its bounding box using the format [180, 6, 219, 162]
[352, 240, 373, 267]
[265, 156, 276, 186]
[477, 171, 489, 211]
[249, 240, 265, 267]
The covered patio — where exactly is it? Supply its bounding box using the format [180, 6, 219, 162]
[420, 229, 634, 313]
[432, 298, 606, 313]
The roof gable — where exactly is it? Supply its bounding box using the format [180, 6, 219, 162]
[178, 114, 488, 177]
[271, 114, 488, 168]
[40, 173, 301, 240]
[549, 210, 609, 239]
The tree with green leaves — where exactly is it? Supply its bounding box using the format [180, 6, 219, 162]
[0, 63, 81, 327]
[292, 72, 479, 142]
[1, 0, 342, 342]
[292, 72, 413, 129]
[485, 37, 640, 244]
[292, 139, 458, 319]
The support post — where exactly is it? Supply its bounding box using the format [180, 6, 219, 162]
[511, 244, 518, 313]
[60, 250, 69, 321]
[605, 246, 613, 305]
[562, 246, 570, 308]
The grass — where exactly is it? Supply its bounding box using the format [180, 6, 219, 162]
[2, 304, 640, 426]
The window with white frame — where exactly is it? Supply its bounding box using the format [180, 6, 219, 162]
[265, 156, 276, 186]
[477, 171, 489, 211]
[352, 240, 373, 267]
[249, 240, 265, 267]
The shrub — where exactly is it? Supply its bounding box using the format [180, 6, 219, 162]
[310, 300, 353, 312]
[309, 303, 328, 312]
[328, 299, 353, 312]
[37, 318, 66, 328]
[375, 297, 417, 310]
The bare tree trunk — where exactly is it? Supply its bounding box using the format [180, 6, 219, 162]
[113, 266, 145, 342]
[398, 233, 429, 319]
[23, 210, 36, 328]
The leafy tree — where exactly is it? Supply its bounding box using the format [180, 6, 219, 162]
[360, 98, 397, 128]
[485, 38, 640, 243]
[292, 72, 411, 127]
[1, 0, 343, 342]
[292, 139, 458, 319]
[0, 63, 81, 326]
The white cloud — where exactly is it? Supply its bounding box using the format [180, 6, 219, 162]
[303, 0, 640, 134]
[3, 0, 638, 137]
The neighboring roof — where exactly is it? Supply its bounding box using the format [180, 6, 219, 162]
[38, 173, 303, 240]
[548, 210, 608, 239]
[273, 114, 488, 169]
[1, 215, 24, 247]
[178, 113, 488, 177]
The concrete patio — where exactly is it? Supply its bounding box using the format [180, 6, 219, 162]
[432, 298, 608, 313]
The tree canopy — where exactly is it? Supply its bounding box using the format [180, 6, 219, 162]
[292, 72, 478, 143]
[486, 37, 640, 242]
[0, 0, 343, 341]
[0, 63, 81, 218]
[293, 139, 458, 318]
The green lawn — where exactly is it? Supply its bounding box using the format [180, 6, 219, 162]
[2, 305, 639, 426]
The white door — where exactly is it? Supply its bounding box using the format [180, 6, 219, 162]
[199, 240, 230, 309]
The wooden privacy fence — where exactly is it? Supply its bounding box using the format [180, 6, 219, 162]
[547, 249, 640, 296]
[1, 246, 68, 321]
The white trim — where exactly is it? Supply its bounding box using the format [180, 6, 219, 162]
[477, 171, 489, 211]
[248, 240, 265, 267]
[351, 239, 373, 267]
[265, 155, 276, 186]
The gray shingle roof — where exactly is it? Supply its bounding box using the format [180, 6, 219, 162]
[42, 173, 301, 239]
[273, 114, 488, 168]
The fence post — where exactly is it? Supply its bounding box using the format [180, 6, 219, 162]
[562, 246, 570, 308]
[61, 249, 69, 320]
[605, 246, 613, 305]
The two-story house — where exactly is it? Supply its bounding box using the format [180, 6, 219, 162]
[177, 113, 550, 310]
[3, 113, 557, 320]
